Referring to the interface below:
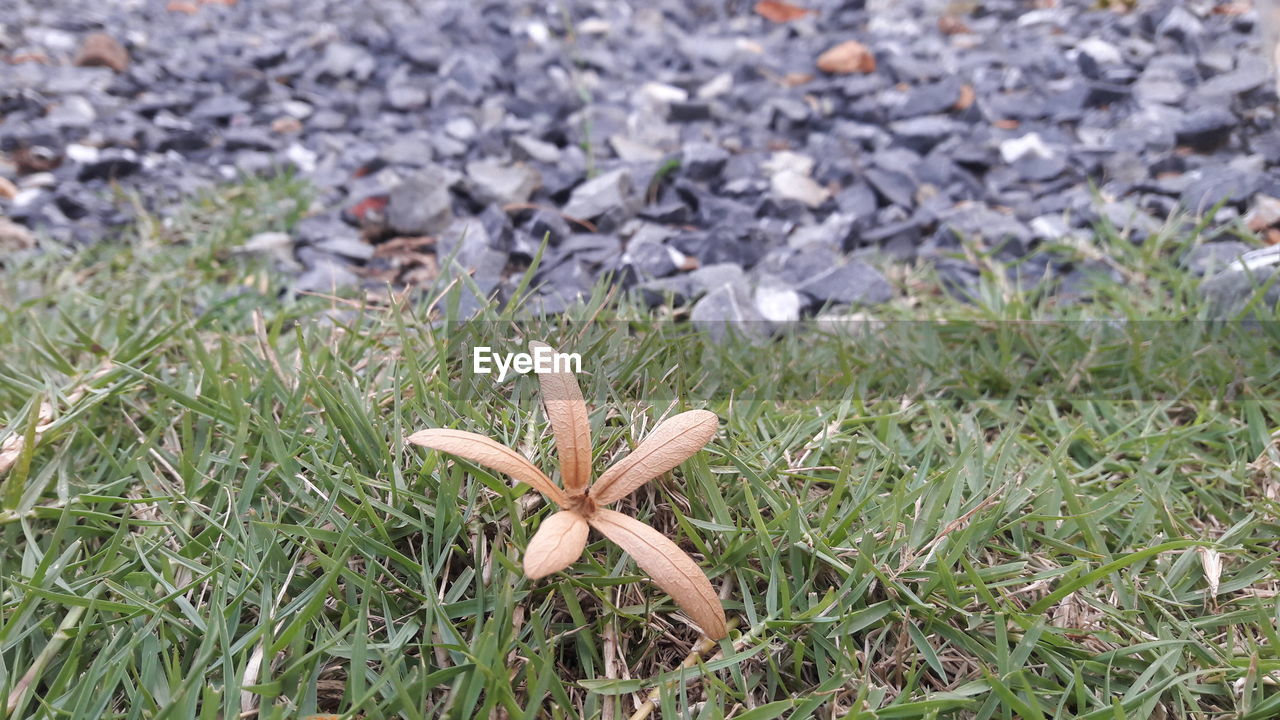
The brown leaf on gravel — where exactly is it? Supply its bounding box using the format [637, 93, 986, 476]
[954, 84, 976, 111]
[13, 147, 60, 174]
[7, 52, 50, 64]
[783, 72, 814, 87]
[271, 116, 303, 134]
[1245, 195, 1280, 232]
[754, 0, 814, 22]
[816, 40, 876, 74]
[73, 32, 128, 73]
[1212, 2, 1250, 15]
[0, 217, 35, 253]
[937, 15, 972, 34]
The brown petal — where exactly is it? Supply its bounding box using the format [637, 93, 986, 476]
[591, 410, 718, 506]
[523, 510, 589, 579]
[588, 508, 727, 640]
[528, 341, 592, 495]
[407, 428, 567, 506]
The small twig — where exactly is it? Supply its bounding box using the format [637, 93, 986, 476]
[626, 617, 746, 720]
[253, 310, 294, 391]
[0, 361, 113, 475]
[422, 275, 461, 318]
[292, 290, 369, 308]
[240, 567, 294, 716]
[603, 621, 619, 720]
[0, 499, 72, 525]
[893, 485, 1007, 577]
[501, 202, 598, 233]
[792, 420, 842, 469]
[7, 583, 102, 716]
[780, 465, 841, 476]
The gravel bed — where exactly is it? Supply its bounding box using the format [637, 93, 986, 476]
[3, 0, 1280, 319]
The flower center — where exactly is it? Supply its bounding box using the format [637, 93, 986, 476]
[565, 490, 596, 517]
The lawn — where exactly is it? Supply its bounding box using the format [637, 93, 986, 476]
[2, 178, 1279, 719]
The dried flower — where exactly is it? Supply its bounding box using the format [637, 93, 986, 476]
[408, 342, 727, 639]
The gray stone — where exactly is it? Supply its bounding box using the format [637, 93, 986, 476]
[438, 218, 494, 267]
[669, 100, 713, 122]
[466, 159, 541, 205]
[558, 234, 622, 265]
[436, 219, 506, 312]
[1098, 201, 1163, 241]
[46, 95, 97, 128]
[222, 128, 278, 152]
[77, 150, 141, 182]
[780, 244, 843, 286]
[690, 283, 768, 343]
[9, 0, 1279, 317]
[315, 236, 374, 261]
[310, 110, 348, 131]
[609, 135, 664, 162]
[563, 168, 634, 220]
[190, 95, 250, 120]
[387, 79, 429, 111]
[293, 258, 360, 296]
[1156, 7, 1203, 44]
[1076, 37, 1123, 68]
[686, 262, 747, 296]
[889, 115, 963, 153]
[789, 212, 855, 250]
[1057, 260, 1123, 303]
[635, 274, 693, 306]
[754, 282, 803, 323]
[1196, 60, 1269, 99]
[1182, 241, 1253, 277]
[1180, 167, 1262, 213]
[937, 204, 1033, 252]
[1135, 72, 1189, 106]
[771, 169, 830, 208]
[387, 169, 454, 236]
[1175, 108, 1236, 152]
[381, 135, 435, 168]
[532, 257, 594, 312]
[800, 260, 894, 307]
[1201, 263, 1280, 317]
[836, 181, 879, 219]
[235, 231, 299, 270]
[445, 117, 478, 142]
[320, 42, 376, 80]
[293, 213, 351, 244]
[864, 167, 915, 209]
[682, 142, 729, 182]
[891, 77, 962, 119]
[622, 239, 677, 278]
[512, 135, 561, 164]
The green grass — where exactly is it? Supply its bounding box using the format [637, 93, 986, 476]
[2, 176, 1280, 719]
